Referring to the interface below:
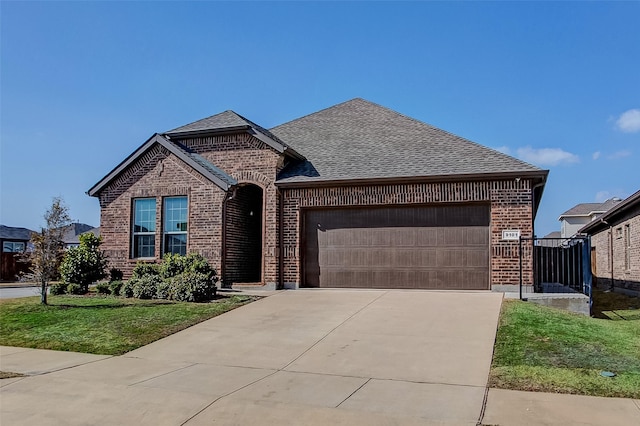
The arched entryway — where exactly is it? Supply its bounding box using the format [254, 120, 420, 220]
[224, 184, 263, 284]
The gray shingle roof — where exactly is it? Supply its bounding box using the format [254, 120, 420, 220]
[62, 223, 95, 245]
[560, 198, 622, 218]
[580, 190, 640, 234]
[0, 225, 33, 241]
[88, 134, 237, 196]
[165, 111, 302, 159]
[272, 98, 544, 184]
[166, 111, 254, 133]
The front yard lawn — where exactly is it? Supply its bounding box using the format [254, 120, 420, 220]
[490, 299, 640, 398]
[0, 294, 259, 355]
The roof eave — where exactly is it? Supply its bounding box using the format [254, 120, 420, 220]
[87, 134, 235, 197]
[164, 125, 251, 139]
[275, 170, 548, 189]
[580, 190, 640, 234]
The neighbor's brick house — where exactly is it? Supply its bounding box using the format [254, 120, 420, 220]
[580, 190, 640, 296]
[88, 99, 547, 290]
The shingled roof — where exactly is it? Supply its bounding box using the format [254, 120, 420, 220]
[559, 198, 622, 218]
[0, 225, 33, 241]
[88, 134, 237, 196]
[272, 98, 546, 184]
[165, 111, 303, 160]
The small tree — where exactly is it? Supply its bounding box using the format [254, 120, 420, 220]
[23, 197, 71, 304]
[59, 233, 107, 292]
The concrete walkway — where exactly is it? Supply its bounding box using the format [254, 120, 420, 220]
[2, 290, 638, 425]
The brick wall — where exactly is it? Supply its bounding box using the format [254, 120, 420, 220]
[281, 179, 534, 288]
[591, 207, 640, 295]
[98, 145, 226, 277]
[175, 133, 284, 285]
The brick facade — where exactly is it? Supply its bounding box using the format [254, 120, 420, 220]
[96, 132, 536, 290]
[590, 207, 640, 295]
[281, 179, 534, 288]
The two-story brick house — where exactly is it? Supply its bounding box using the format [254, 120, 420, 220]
[88, 99, 548, 290]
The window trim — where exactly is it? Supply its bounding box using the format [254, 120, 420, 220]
[3, 241, 25, 253]
[132, 198, 157, 259]
[624, 224, 631, 271]
[163, 196, 188, 256]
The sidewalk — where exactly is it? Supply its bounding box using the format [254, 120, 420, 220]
[2, 346, 640, 425]
[0, 281, 42, 289]
[482, 388, 640, 426]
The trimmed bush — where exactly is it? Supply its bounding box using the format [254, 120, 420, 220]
[132, 262, 160, 279]
[50, 283, 66, 295]
[109, 268, 123, 282]
[132, 275, 162, 299]
[66, 283, 83, 295]
[95, 282, 110, 294]
[169, 272, 216, 302]
[156, 280, 171, 300]
[59, 233, 107, 291]
[119, 280, 134, 298]
[108, 280, 123, 296]
[160, 253, 218, 283]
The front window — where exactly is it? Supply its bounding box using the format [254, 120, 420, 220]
[164, 196, 187, 255]
[3, 241, 25, 253]
[133, 198, 156, 258]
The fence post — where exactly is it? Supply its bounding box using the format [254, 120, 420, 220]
[519, 237, 523, 300]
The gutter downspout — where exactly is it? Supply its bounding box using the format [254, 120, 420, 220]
[602, 219, 614, 291]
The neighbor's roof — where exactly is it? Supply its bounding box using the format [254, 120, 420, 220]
[0, 225, 33, 241]
[88, 134, 237, 196]
[61, 223, 96, 245]
[580, 190, 640, 234]
[272, 98, 547, 185]
[165, 110, 304, 160]
[559, 198, 622, 219]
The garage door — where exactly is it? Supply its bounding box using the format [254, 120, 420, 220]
[303, 204, 490, 289]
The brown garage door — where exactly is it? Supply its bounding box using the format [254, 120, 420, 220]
[303, 204, 490, 289]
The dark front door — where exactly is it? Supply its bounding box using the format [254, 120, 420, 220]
[303, 204, 490, 290]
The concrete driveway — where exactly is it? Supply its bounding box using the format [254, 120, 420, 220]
[1, 290, 503, 425]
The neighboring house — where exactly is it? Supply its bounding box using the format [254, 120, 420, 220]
[88, 98, 548, 290]
[0, 225, 33, 281]
[558, 198, 622, 238]
[61, 223, 96, 249]
[580, 190, 640, 296]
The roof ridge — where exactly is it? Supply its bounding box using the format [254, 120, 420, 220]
[165, 110, 241, 133]
[270, 98, 366, 131]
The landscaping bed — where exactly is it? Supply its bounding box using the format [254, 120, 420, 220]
[0, 293, 259, 355]
[490, 299, 640, 398]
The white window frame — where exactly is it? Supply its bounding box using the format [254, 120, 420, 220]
[132, 198, 156, 259]
[163, 196, 188, 256]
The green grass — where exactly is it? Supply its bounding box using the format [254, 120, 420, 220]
[592, 289, 640, 320]
[0, 294, 259, 355]
[490, 300, 640, 398]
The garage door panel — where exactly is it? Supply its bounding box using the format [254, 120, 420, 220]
[304, 205, 489, 290]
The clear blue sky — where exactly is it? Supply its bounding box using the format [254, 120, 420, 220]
[1, 1, 639, 237]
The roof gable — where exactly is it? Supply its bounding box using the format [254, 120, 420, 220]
[88, 134, 237, 197]
[165, 111, 304, 160]
[272, 98, 546, 184]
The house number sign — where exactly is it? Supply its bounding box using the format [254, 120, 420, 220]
[502, 230, 521, 241]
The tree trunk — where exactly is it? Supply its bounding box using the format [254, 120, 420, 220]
[41, 279, 47, 305]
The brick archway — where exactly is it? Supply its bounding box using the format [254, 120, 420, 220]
[224, 183, 263, 284]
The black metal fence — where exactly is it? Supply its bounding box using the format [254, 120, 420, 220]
[519, 236, 593, 304]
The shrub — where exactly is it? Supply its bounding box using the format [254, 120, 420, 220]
[132, 275, 161, 299]
[109, 268, 123, 282]
[59, 233, 107, 289]
[169, 272, 216, 302]
[95, 282, 110, 294]
[156, 280, 171, 300]
[119, 280, 134, 298]
[160, 253, 218, 284]
[50, 283, 66, 295]
[66, 283, 83, 295]
[108, 280, 123, 296]
[132, 262, 160, 279]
